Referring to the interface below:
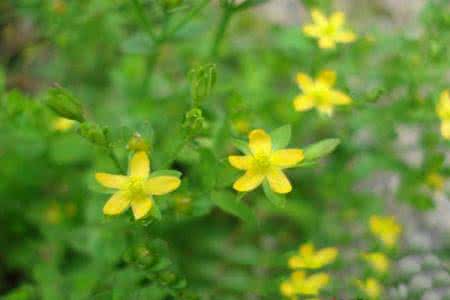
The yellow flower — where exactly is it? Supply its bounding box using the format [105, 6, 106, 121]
[281, 271, 329, 298]
[357, 277, 382, 299]
[289, 243, 338, 269]
[293, 70, 351, 116]
[426, 172, 445, 191]
[52, 117, 75, 132]
[362, 252, 390, 273]
[436, 89, 450, 139]
[303, 9, 356, 49]
[228, 129, 304, 194]
[369, 215, 402, 247]
[95, 151, 181, 220]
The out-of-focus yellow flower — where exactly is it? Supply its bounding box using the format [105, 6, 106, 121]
[280, 271, 329, 299]
[293, 70, 351, 116]
[369, 215, 402, 247]
[357, 277, 382, 299]
[362, 252, 389, 273]
[52, 117, 75, 132]
[303, 9, 356, 49]
[426, 172, 445, 191]
[44, 203, 62, 224]
[96, 151, 181, 220]
[289, 243, 338, 269]
[436, 89, 450, 139]
[228, 129, 304, 194]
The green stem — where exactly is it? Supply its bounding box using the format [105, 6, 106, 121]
[210, 7, 233, 58]
[108, 148, 125, 174]
[163, 135, 190, 168]
[166, 0, 211, 38]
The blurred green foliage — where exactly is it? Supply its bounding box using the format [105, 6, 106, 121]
[0, 0, 449, 299]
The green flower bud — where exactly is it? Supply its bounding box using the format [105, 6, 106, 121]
[183, 108, 206, 134]
[45, 86, 85, 122]
[188, 63, 216, 104]
[78, 122, 108, 147]
[127, 133, 150, 152]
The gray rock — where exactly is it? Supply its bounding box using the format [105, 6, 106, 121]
[399, 256, 422, 276]
[410, 274, 433, 292]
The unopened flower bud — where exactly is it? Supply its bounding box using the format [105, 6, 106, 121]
[78, 122, 108, 147]
[45, 86, 85, 122]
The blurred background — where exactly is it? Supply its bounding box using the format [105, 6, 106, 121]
[0, 0, 449, 299]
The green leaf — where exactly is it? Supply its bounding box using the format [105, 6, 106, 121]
[262, 181, 286, 208]
[303, 138, 340, 161]
[270, 124, 291, 150]
[288, 161, 319, 169]
[149, 170, 182, 178]
[232, 138, 250, 154]
[151, 204, 162, 220]
[212, 191, 257, 225]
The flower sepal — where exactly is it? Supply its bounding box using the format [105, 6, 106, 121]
[263, 181, 286, 208]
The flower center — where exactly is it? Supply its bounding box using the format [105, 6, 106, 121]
[253, 154, 271, 172]
[323, 23, 337, 36]
[125, 176, 146, 198]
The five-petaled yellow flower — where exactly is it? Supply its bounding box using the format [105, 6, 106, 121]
[289, 243, 338, 269]
[280, 271, 329, 299]
[293, 70, 351, 116]
[369, 215, 402, 248]
[95, 151, 181, 220]
[356, 277, 382, 299]
[436, 89, 450, 140]
[303, 9, 356, 49]
[228, 129, 304, 194]
[362, 252, 389, 273]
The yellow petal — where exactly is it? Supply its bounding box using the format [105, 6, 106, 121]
[299, 243, 315, 256]
[129, 151, 150, 178]
[296, 73, 314, 91]
[293, 95, 315, 112]
[441, 120, 450, 139]
[317, 70, 336, 87]
[331, 91, 352, 105]
[267, 168, 292, 194]
[271, 149, 304, 168]
[103, 192, 130, 216]
[228, 155, 252, 170]
[315, 247, 338, 266]
[248, 129, 272, 156]
[311, 9, 327, 25]
[330, 11, 345, 28]
[335, 31, 356, 43]
[291, 270, 306, 284]
[319, 37, 336, 49]
[303, 24, 321, 37]
[288, 255, 302, 269]
[144, 176, 181, 195]
[95, 173, 128, 189]
[302, 273, 329, 294]
[233, 170, 265, 192]
[131, 196, 153, 220]
[436, 90, 450, 119]
[280, 281, 296, 297]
